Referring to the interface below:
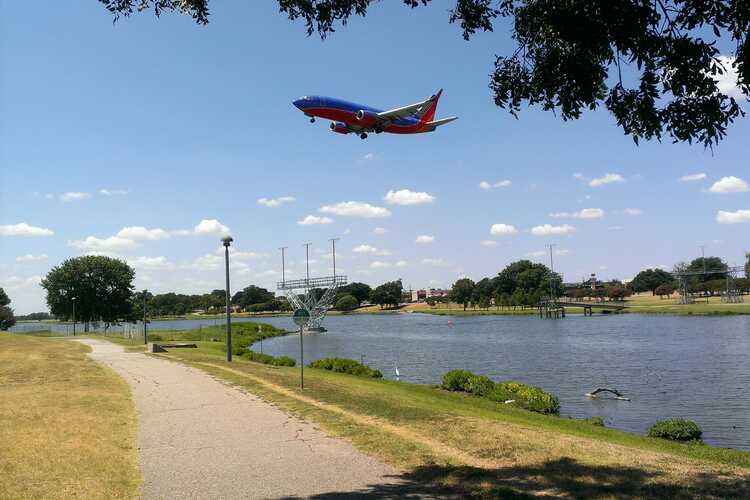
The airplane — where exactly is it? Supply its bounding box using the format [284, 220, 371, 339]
[292, 89, 458, 139]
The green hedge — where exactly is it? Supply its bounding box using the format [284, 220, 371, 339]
[309, 357, 383, 378]
[441, 369, 559, 415]
[648, 418, 702, 442]
[242, 349, 296, 367]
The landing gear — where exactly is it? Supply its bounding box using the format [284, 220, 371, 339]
[309, 117, 316, 123]
[360, 132, 368, 140]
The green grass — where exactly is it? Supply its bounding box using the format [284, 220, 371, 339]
[0, 333, 139, 499]
[150, 341, 750, 498]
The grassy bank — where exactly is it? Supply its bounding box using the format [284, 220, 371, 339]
[0, 333, 139, 499]
[150, 342, 750, 498]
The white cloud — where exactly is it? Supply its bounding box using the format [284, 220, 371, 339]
[369, 261, 392, 269]
[69, 236, 138, 252]
[320, 201, 391, 218]
[257, 196, 296, 208]
[479, 240, 497, 247]
[530, 224, 576, 236]
[549, 208, 604, 219]
[352, 244, 390, 256]
[717, 209, 750, 224]
[362, 153, 375, 161]
[526, 250, 546, 258]
[0, 223, 54, 237]
[99, 188, 128, 196]
[395, 260, 408, 268]
[383, 189, 435, 206]
[708, 176, 749, 194]
[490, 223, 518, 236]
[2, 275, 42, 291]
[15, 254, 48, 263]
[715, 55, 742, 98]
[127, 256, 174, 270]
[622, 208, 643, 216]
[479, 179, 511, 190]
[589, 173, 625, 187]
[117, 226, 171, 241]
[373, 227, 387, 235]
[679, 173, 706, 182]
[555, 248, 570, 256]
[193, 219, 231, 236]
[298, 215, 334, 225]
[422, 258, 445, 266]
[60, 191, 91, 202]
[415, 235, 435, 244]
[573, 173, 586, 181]
[189, 254, 223, 271]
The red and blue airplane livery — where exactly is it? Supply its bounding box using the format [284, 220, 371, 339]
[293, 89, 457, 139]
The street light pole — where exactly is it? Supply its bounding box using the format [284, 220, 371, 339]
[143, 289, 148, 345]
[329, 238, 339, 278]
[222, 236, 234, 362]
[72, 297, 76, 337]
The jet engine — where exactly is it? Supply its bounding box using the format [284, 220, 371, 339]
[355, 109, 379, 127]
[330, 122, 350, 134]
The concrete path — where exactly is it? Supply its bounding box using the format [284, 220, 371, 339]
[75, 339, 452, 499]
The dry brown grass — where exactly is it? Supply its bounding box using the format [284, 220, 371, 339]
[0, 334, 139, 499]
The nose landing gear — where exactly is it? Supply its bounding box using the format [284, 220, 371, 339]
[360, 132, 368, 140]
[309, 117, 316, 123]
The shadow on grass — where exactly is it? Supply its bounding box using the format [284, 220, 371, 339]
[280, 457, 749, 499]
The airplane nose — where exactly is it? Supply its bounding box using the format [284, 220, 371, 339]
[293, 99, 304, 110]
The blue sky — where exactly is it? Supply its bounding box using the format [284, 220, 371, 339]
[1, 2, 748, 314]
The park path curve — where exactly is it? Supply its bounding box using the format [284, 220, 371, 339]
[74, 339, 427, 499]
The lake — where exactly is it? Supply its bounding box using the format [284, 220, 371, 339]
[13, 312, 750, 450]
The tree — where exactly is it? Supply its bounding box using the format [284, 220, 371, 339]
[450, 278, 475, 311]
[0, 287, 15, 330]
[655, 283, 674, 299]
[369, 280, 403, 309]
[337, 282, 372, 305]
[606, 286, 629, 302]
[335, 294, 359, 312]
[746, 253, 750, 279]
[41, 256, 135, 328]
[686, 256, 728, 283]
[231, 285, 275, 309]
[630, 268, 674, 295]
[104, 1, 750, 148]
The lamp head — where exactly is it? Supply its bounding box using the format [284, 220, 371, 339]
[221, 236, 233, 247]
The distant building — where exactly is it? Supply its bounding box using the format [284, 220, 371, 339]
[408, 288, 449, 303]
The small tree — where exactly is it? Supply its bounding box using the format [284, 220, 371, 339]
[606, 286, 629, 302]
[449, 278, 475, 311]
[335, 294, 358, 312]
[655, 283, 674, 299]
[0, 287, 15, 330]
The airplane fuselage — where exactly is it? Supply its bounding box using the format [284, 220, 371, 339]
[293, 96, 434, 134]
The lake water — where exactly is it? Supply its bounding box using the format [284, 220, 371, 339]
[13, 313, 750, 450]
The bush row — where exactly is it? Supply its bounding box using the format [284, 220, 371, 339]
[242, 349, 296, 367]
[308, 357, 383, 378]
[441, 369, 560, 415]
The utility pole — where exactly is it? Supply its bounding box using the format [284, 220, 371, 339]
[329, 238, 340, 278]
[546, 244, 556, 301]
[303, 243, 311, 290]
[143, 290, 148, 345]
[279, 247, 287, 286]
[222, 236, 234, 362]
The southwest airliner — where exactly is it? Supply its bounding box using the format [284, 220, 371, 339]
[293, 89, 457, 139]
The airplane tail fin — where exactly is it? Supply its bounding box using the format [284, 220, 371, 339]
[417, 88, 443, 124]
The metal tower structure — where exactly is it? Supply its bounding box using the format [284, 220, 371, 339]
[277, 240, 347, 332]
[673, 265, 744, 304]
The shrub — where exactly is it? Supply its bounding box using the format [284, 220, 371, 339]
[309, 357, 382, 378]
[647, 418, 702, 442]
[441, 369, 474, 391]
[487, 381, 560, 415]
[147, 334, 164, 341]
[242, 350, 296, 367]
[465, 374, 495, 397]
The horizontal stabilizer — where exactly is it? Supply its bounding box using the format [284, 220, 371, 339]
[426, 116, 458, 128]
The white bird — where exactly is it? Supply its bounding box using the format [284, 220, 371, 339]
[394, 363, 400, 379]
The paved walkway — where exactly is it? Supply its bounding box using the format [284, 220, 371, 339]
[75, 339, 449, 499]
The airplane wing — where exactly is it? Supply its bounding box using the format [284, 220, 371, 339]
[376, 89, 442, 122]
